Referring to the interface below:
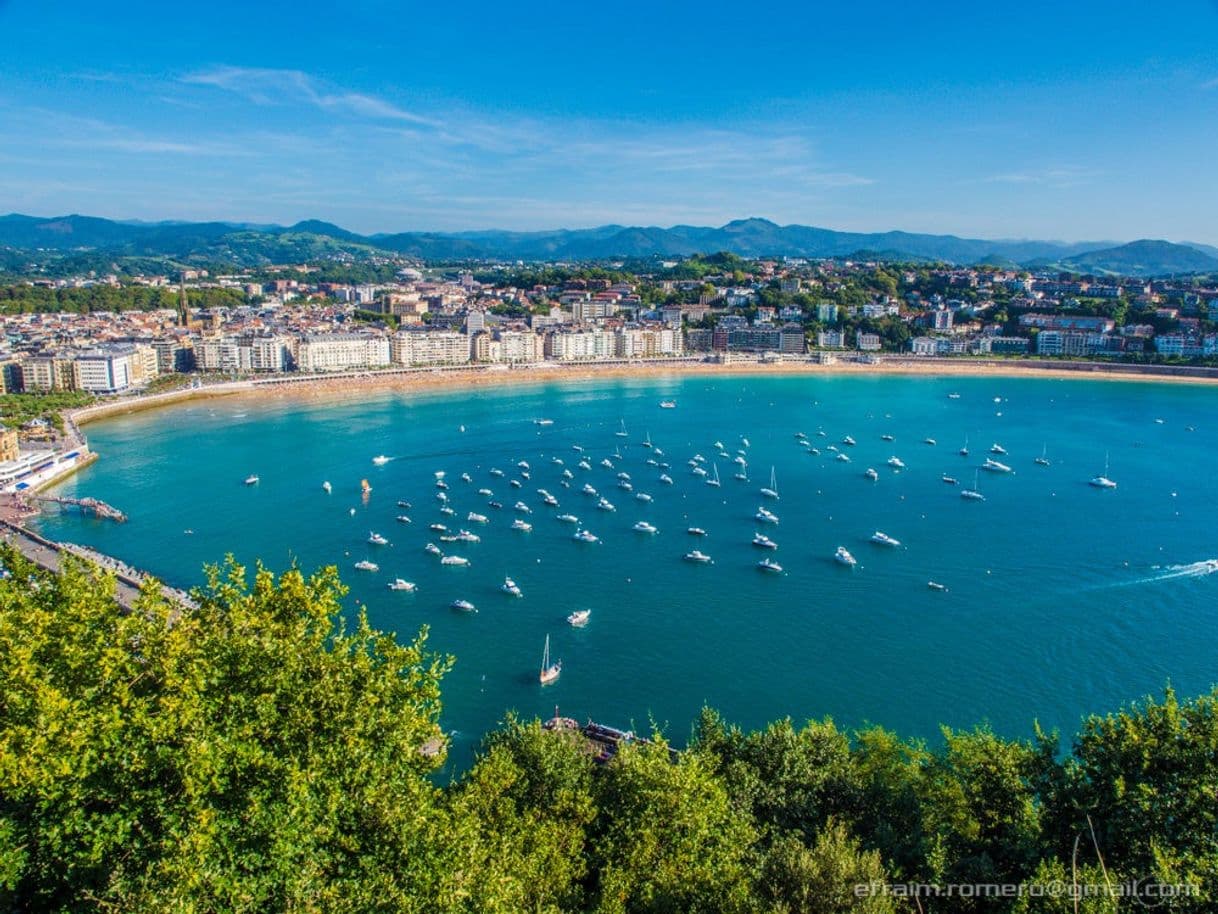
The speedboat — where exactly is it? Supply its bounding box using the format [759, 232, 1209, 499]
[928, 581, 948, 591]
[534, 418, 554, 426]
[439, 506, 455, 516]
[513, 501, 532, 513]
[322, 481, 331, 493]
[424, 543, 442, 556]
[551, 457, 564, 466]
[981, 458, 1012, 473]
[517, 460, 530, 471]
[618, 480, 634, 492]
[487, 501, 503, 509]
[659, 400, 676, 409]
[582, 483, 598, 496]
[947, 392, 961, 399]
[372, 455, 390, 466]
[836, 453, 851, 463]
[354, 560, 378, 572]
[659, 474, 674, 485]
[632, 521, 658, 534]
[573, 529, 599, 543]
[429, 523, 448, 532]
[435, 479, 449, 489]
[601, 458, 615, 469]
[870, 531, 901, 547]
[757, 557, 783, 573]
[455, 530, 480, 542]
[924, 438, 936, 446]
[887, 456, 905, 469]
[687, 527, 707, 536]
[477, 488, 492, 497]
[397, 500, 412, 509]
[467, 512, 488, 524]
[635, 492, 653, 502]
[990, 443, 1007, 455]
[461, 472, 472, 482]
[684, 550, 712, 563]
[562, 468, 574, 478]
[368, 532, 389, 545]
[388, 579, 416, 592]
[755, 507, 779, 524]
[691, 466, 707, 477]
[511, 519, 533, 532]
[942, 475, 958, 485]
[567, 609, 591, 626]
[752, 533, 778, 549]
[244, 474, 259, 486]
[501, 577, 522, 597]
[864, 468, 879, 481]
[556, 513, 580, 524]
[596, 498, 616, 512]
[436, 491, 449, 502]
[617, 471, 632, 481]
[834, 546, 857, 566]
[542, 493, 560, 506]
[450, 599, 476, 612]
[489, 468, 505, 477]
[843, 436, 856, 446]
[509, 479, 522, 489]
[396, 515, 412, 524]
[440, 555, 470, 566]
[578, 460, 592, 471]
[881, 434, 895, 442]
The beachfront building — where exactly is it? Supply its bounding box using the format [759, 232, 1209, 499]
[815, 330, 845, 349]
[18, 355, 78, 392]
[856, 333, 883, 352]
[391, 329, 471, 367]
[547, 329, 617, 361]
[74, 345, 144, 394]
[296, 333, 391, 372]
[496, 330, 544, 363]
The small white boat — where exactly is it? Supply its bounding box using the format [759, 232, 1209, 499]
[388, 579, 416, 592]
[439, 506, 455, 516]
[635, 492, 653, 503]
[1089, 453, 1117, 489]
[578, 460, 592, 471]
[511, 519, 533, 532]
[947, 392, 961, 399]
[397, 500, 412, 509]
[881, 434, 895, 442]
[567, 609, 591, 626]
[843, 436, 856, 446]
[372, 455, 391, 465]
[887, 456, 905, 469]
[615, 420, 629, 438]
[556, 513, 580, 524]
[659, 400, 676, 409]
[924, 438, 936, 446]
[244, 474, 259, 486]
[618, 480, 634, 492]
[759, 467, 780, 500]
[870, 531, 901, 547]
[596, 498, 616, 512]
[455, 530, 480, 542]
[632, 521, 658, 534]
[542, 493, 559, 506]
[864, 468, 879, 481]
[513, 501, 532, 513]
[942, 475, 958, 485]
[1034, 444, 1050, 467]
[489, 468, 505, 477]
[582, 483, 598, 496]
[534, 418, 554, 426]
[757, 557, 783, 573]
[368, 532, 389, 545]
[836, 453, 851, 463]
[573, 529, 599, 543]
[928, 581, 948, 591]
[562, 468, 574, 479]
[429, 523, 448, 532]
[834, 546, 857, 567]
[461, 472, 472, 482]
[451, 599, 476, 612]
[397, 515, 412, 524]
[990, 443, 1007, 455]
[354, 560, 378, 572]
[755, 507, 779, 525]
[691, 466, 707, 477]
[706, 464, 721, 487]
[539, 635, 561, 684]
[959, 435, 969, 457]
[322, 481, 331, 493]
[961, 470, 985, 501]
[981, 458, 1012, 473]
[424, 543, 442, 556]
[684, 550, 712, 563]
[659, 474, 674, 485]
[478, 487, 493, 497]
[752, 533, 778, 549]
[501, 577, 522, 596]
[440, 555, 470, 566]
[687, 527, 707, 536]
[641, 432, 653, 448]
[467, 512, 488, 524]
[509, 479, 522, 489]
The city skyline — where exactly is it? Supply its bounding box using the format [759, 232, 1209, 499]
[2, 0, 1218, 243]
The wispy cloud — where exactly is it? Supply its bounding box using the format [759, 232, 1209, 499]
[182, 66, 440, 127]
[981, 166, 1100, 188]
[1201, 76, 1218, 90]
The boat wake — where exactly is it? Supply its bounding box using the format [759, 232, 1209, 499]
[1140, 559, 1218, 584]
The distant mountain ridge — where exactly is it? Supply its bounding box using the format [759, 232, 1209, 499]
[2, 213, 1216, 276]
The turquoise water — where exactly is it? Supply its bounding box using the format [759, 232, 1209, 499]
[35, 375, 1218, 768]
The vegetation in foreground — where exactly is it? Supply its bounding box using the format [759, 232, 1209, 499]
[0, 547, 1213, 912]
[0, 390, 96, 432]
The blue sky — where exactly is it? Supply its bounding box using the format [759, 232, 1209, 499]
[2, 0, 1217, 242]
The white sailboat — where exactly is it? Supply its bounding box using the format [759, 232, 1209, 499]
[1089, 453, 1117, 489]
[706, 463, 721, 487]
[759, 466, 779, 500]
[539, 635, 562, 684]
[615, 419, 628, 438]
[1034, 444, 1050, 467]
[961, 470, 985, 501]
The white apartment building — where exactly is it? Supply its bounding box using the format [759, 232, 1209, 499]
[296, 334, 391, 372]
[391, 330, 471, 366]
[497, 330, 543, 363]
[73, 345, 141, 393]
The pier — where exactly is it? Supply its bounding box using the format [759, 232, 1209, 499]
[23, 494, 128, 522]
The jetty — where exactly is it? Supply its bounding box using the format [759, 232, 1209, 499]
[23, 494, 128, 522]
[543, 714, 679, 764]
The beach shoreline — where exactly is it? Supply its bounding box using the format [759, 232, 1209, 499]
[67, 356, 1218, 428]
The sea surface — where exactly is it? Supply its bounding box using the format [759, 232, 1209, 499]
[35, 374, 1218, 769]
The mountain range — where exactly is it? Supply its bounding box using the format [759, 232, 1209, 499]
[2, 213, 1216, 277]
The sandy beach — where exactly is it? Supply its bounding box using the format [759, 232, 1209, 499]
[68, 356, 1218, 428]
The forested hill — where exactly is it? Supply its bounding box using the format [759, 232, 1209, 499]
[0, 547, 1213, 912]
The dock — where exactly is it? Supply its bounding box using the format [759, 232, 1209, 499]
[22, 493, 128, 522]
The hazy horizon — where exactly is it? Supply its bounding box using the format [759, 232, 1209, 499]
[2, 1, 1217, 244]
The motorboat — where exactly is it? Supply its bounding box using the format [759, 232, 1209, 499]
[659, 400, 676, 409]
[440, 555, 470, 566]
[836, 453, 851, 463]
[244, 474, 259, 486]
[455, 530, 480, 542]
[632, 521, 658, 534]
[429, 523, 448, 532]
[684, 550, 713, 563]
[928, 581, 948, 591]
[388, 579, 416, 592]
[467, 512, 488, 524]
[511, 519, 533, 532]
[596, 498, 616, 512]
[353, 560, 378, 572]
[397, 499, 412, 509]
[372, 455, 390, 466]
[870, 531, 901, 547]
[501, 577, 523, 597]
[635, 492, 653, 502]
[981, 458, 1012, 473]
[687, 527, 707, 536]
[477, 488, 492, 497]
[424, 543, 442, 556]
[368, 532, 389, 545]
[757, 558, 783, 573]
[556, 513, 580, 524]
[322, 481, 331, 493]
[843, 436, 856, 446]
[513, 501, 532, 513]
[887, 456, 905, 469]
[990, 443, 1007, 455]
[881, 434, 895, 442]
[567, 609, 591, 626]
[834, 546, 857, 566]
[752, 533, 778, 549]
[582, 483, 598, 496]
[659, 474, 674, 485]
[942, 475, 958, 485]
[864, 468, 879, 481]
[573, 529, 600, 543]
[755, 507, 779, 524]
[451, 599, 476, 612]
[396, 513, 412, 524]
